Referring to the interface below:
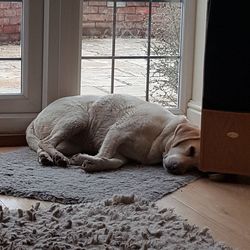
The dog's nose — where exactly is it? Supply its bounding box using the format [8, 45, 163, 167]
[163, 161, 177, 170]
[164, 162, 182, 175]
[166, 162, 178, 171]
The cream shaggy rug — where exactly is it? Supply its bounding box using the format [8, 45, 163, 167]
[0, 195, 231, 249]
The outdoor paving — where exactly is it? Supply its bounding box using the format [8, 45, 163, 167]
[0, 38, 149, 99]
[0, 44, 21, 94]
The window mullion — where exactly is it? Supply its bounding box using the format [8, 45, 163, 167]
[146, 0, 152, 101]
[111, 0, 117, 94]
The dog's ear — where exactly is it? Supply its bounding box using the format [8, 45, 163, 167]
[172, 123, 200, 147]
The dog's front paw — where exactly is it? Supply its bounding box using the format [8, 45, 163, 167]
[53, 153, 69, 167]
[81, 157, 108, 173]
[38, 152, 53, 166]
[70, 153, 86, 166]
[82, 160, 96, 172]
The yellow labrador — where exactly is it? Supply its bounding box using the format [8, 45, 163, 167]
[26, 94, 200, 174]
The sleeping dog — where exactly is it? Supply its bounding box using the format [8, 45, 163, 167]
[26, 94, 200, 174]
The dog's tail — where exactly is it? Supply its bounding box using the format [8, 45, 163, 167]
[26, 121, 40, 152]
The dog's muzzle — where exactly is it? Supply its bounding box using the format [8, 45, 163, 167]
[163, 158, 183, 175]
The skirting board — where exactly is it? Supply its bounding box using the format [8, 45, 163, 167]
[0, 134, 27, 146]
[0, 113, 37, 134]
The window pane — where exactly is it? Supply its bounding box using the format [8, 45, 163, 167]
[0, 60, 21, 94]
[82, 38, 113, 57]
[0, 43, 21, 58]
[115, 1, 148, 56]
[0, 1, 22, 94]
[81, 59, 112, 95]
[114, 59, 146, 99]
[115, 38, 147, 56]
[82, 0, 113, 57]
[151, 0, 182, 56]
[149, 58, 180, 108]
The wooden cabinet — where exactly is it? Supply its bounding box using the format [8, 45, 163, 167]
[200, 110, 250, 176]
[200, 0, 250, 176]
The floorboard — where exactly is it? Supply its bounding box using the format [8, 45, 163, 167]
[156, 178, 250, 250]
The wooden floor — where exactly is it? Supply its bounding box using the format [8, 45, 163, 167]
[1, 147, 250, 249]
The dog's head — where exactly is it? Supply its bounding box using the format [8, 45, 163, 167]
[163, 123, 200, 175]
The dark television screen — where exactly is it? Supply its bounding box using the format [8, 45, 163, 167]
[203, 0, 250, 112]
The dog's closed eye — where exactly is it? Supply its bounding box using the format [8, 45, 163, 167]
[186, 146, 195, 157]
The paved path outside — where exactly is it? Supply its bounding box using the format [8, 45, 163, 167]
[0, 38, 177, 107]
[0, 44, 21, 94]
[0, 38, 148, 98]
[81, 38, 148, 99]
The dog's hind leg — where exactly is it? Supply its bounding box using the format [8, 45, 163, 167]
[37, 148, 53, 166]
[38, 131, 71, 167]
[26, 121, 53, 165]
[38, 115, 89, 167]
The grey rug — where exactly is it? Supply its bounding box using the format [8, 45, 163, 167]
[0, 195, 231, 249]
[0, 148, 200, 204]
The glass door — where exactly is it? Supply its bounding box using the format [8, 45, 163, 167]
[80, 0, 196, 113]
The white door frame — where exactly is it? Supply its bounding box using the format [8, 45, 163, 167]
[178, 0, 197, 114]
[187, 0, 208, 126]
[42, 0, 82, 108]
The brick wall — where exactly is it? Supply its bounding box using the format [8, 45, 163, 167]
[0, 1, 164, 43]
[0, 2, 21, 43]
[82, 1, 161, 38]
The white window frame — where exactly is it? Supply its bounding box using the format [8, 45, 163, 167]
[0, 0, 44, 133]
[0, 0, 82, 134]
